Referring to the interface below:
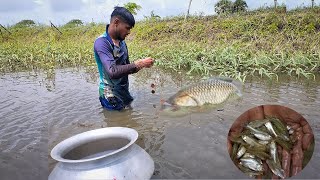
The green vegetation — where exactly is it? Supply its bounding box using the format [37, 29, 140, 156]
[0, 7, 319, 82]
[233, 0, 248, 13]
[214, 0, 248, 14]
[63, 19, 84, 28]
[13, 20, 36, 27]
[123, 2, 142, 15]
[215, 0, 234, 14]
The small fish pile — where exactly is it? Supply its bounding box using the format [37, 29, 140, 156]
[229, 117, 296, 179]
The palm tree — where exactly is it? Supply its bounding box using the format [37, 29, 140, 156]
[311, 0, 314, 8]
[274, 0, 277, 8]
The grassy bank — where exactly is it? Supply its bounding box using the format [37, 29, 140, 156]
[0, 7, 319, 81]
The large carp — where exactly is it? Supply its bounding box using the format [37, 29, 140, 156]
[161, 77, 242, 111]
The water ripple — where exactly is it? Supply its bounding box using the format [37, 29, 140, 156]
[1, 69, 319, 179]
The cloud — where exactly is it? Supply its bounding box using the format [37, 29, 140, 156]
[94, 0, 107, 4]
[0, 0, 39, 12]
[1, 0, 319, 26]
[49, 0, 85, 12]
[245, 0, 286, 10]
[34, 0, 45, 5]
[0, 0, 53, 26]
[286, 0, 318, 9]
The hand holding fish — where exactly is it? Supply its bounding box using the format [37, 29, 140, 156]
[228, 105, 314, 179]
[263, 105, 314, 177]
[134, 57, 154, 70]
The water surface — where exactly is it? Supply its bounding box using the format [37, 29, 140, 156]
[0, 68, 319, 179]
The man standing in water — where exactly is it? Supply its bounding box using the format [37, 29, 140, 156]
[94, 7, 154, 110]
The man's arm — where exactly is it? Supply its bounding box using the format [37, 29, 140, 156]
[94, 37, 137, 79]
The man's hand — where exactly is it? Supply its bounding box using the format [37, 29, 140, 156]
[134, 57, 154, 70]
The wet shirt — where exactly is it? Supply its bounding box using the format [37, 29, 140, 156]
[94, 25, 137, 105]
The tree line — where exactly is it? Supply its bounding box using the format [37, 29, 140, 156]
[2, 0, 318, 28]
[214, 0, 248, 14]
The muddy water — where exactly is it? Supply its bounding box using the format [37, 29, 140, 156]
[0, 71, 50, 180]
[0, 67, 319, 179]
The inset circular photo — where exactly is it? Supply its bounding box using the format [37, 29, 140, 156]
[227, 105, 315, 179]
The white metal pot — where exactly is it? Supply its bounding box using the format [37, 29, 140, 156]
[49, 127, 154, 180]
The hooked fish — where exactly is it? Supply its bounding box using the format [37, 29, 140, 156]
[161, 77, 242, 109]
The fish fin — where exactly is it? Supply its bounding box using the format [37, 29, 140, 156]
[208, 76, 244, 98]
[207, 76, 234, 82]
[175, 94, 199, 106]
[188, 95, 201, 106]
[212, 76, 244, 96]
[207, 76, 244, 91]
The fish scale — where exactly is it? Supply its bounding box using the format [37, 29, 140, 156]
[165, 78, 242, 107]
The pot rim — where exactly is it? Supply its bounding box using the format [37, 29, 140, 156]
[50, 127, 138, 163]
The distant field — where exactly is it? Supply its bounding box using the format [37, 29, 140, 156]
[0, 7, 319, 81]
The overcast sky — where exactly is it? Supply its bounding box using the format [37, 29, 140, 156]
[0, 0, 317, 26]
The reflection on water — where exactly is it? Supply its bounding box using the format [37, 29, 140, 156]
[0, 71, 50, 180]
[0, 67, 319, 179]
